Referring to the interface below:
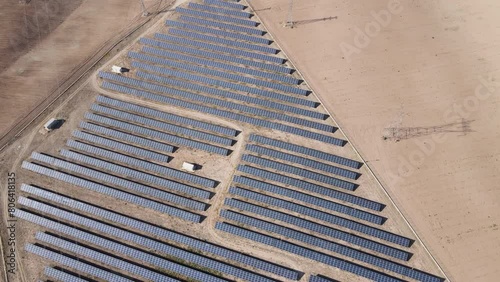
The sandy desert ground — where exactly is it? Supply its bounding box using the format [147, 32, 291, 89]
[248, 0, 500, 281]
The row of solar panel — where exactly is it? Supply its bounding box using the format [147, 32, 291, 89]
[91, 103, 234, 146]
[249, 135, 361, 168]
[26, 244, 136, 282]
[23, 159, 208, 216]
[247, 144, 359, 179]
[73, 130, 171, 163]
[225, 196, 412, 249]
[220, 210, 439, 282]
[58, 149, 214, 199]
[36, 232, 187, 281]
[204, 0, 245, 10]
[127, 67, 329, 134]
[130, 51, 305, 96]
[154, 33, 284, 64]
[166, 20, 270, 44]
[143, 43, 295, 84]
[140, 37, 290, 74]
[96, 95, 238, 137]
[176, 7, 257, 27]
[44, 267, 91, 282]
[17, 189, 278, 282]
[229, 185, 385, 225]
[238, 165, 382, 211]
[180, 15, 263, 35]
[80, 121, 176, 153]
[169, 28, 277, 54]
[216, 222, 404, 282]
[19, 185, 302, 280]
[100, 81, 345, 145]
[85, 112, 231, 156]
[242, 154, 357, 190]
[66, 140, 218, 188]
[189, 2, 251, 18]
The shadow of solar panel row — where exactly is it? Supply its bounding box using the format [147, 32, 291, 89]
[25, 244, 134, 282]
[19, 187, 302, 280]
[189, 3, 251, 18]
[101, 81, 344, 145]
[35, 232, 184, 282]
[309, 274, 339, 282]
[225, 192, 412, 247]
[155, 33, 283, 64]
[96, 95, 238, 137]
[221, 210, 441, 282]
[176, 7, 257, 27]
[131, 59, 311, 108]
[215, 222, 404, 282]
[85, 112, 231, 156]
[105, 69, 331, 133]
[72, 131, 171, 163]
[22, 160, 207, 216]
[140, 37, 290, 73]
[242, 155, 357, 190]
[134, 70, 319, 121]
[230, 181, 385, 225]
[166, 20, 270, 44]
[59, 149, 213, 199]
[44, 268, 91, 282]
[250, 135, 362, 169]
[247, 145, 359, 179]
[91, 104, 234, 147]
[180, 14, 262, 35]
[79, 122, 176, 153]
[238, 165, 382, 210]
[16, 203, 276, 282]
[66, 140, 218, 188]
[169, 28, 277, 54]
[205, 0, 245, 10]
[131, 51, 304, 96]
[143, 44, 295, 84]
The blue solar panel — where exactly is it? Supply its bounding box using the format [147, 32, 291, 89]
[246, 145, 359, 179]
[140, 37, 291, 73]
[176, 7, 257, 26]
[96, 95, 238, 136]
[44, 268, 92, 282]
[166, 20, 270, 44]
[154, 33, 284, 64]
[18, 188, 302, 280]
[204, 0, 245, 10]
[99, 81, 344, 145]
[216, 222, 404, 282]
[189, 3, 251, 18]
[180, 15, 263, 35]
[169, 28, 277, 54]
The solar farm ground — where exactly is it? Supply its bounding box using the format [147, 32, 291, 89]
[0, 0, 479, 281]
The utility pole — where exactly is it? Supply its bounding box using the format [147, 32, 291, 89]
[139, 0, 150, 17]
[284, 0, 294, 28]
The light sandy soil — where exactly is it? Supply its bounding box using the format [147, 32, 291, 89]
[247, 0, 500, 281]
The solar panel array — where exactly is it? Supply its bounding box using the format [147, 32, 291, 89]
[176, 7, 257, 27]
[96, 95, 238, 137]
[188, 3, 251, 18]
[169, 28, 277, 54]
[139, 37, 290, 73]
[22, 161, 206, 221]
[154, 33, 283, 64]
[166, 20, 270, 44]
[79, 122, 176, 153]
[44, 268, 91, 282]
[85, 112, 231, 155]
[66, 140, 218, 188]
[18, 188, 302, 280]
[246, 144, 359, 179]
[99, 81, 344, 146]
[204, 0, 245, 10]
[72, 130, 171, 163]
[242, 154, 357, 190]
[249, 135, 362, 169]
[180, 15, 263, 35]
[216, 222, 404, 282]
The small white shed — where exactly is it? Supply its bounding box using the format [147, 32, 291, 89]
[111, 65, 129, 74]
[182, 162, 196, 172]
[44, 118, 58, 131]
